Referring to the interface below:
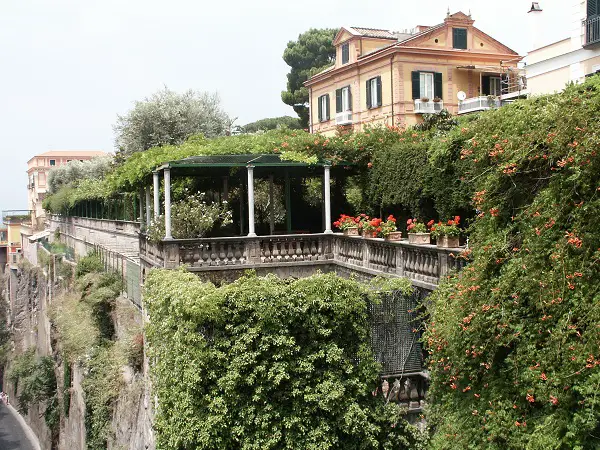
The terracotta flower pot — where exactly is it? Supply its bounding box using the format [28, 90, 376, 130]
[363, 231, 380, 239]
[437, 235, 460, 248]
[343, 227, 359, 236]
[408, 233, 431, 245]
[384, 231, 402, 241]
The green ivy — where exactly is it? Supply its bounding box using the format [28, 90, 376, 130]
[144, 269, 425, 449]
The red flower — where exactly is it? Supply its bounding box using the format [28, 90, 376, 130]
[367, 162, 373, 168]
[454, 215, 460, 224]
[427, 219, 435, 227]
[526, 393, 535, 403]
[387, 215, 396, 222]
[407, 218, 413, 225]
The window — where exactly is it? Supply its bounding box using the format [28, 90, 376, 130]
[489, 77, 502, 96]
[588, 0, 598, 17]
[341, 43, 350, 64]
[49, 159, 56, 166]
[317, 94, 330, 122]
[412, 71, 443, 100]
[453, 28, 468, 49]
[420, 72, 434, 99]
[336, 86, 352, 113]
[366, 76, 382, 109]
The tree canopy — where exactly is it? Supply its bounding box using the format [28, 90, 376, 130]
[113, 87, 230, 157]
[281, 28, 337, 128]
[241, 116, 302, 133]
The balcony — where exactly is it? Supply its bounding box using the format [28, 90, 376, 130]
[458, 96, 501, 115]
[584, 15, 600, 48]
[335, 111, 352, 125]
[414, 99, 443, 114]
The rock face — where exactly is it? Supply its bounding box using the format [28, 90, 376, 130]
[4, 261, 154, 450]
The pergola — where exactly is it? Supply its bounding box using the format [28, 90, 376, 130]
[147, 154, 350, 240]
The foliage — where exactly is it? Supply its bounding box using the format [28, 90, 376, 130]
[75, 253, 104, 279]
[47, 157, 113, 194]
[429, 216, 461, 238]
[7, 349, 58, 430]
[424, 77, 600, 448]
[413, 109, 458, 133]
[406, 218, 429, 234]
[241, 116, 302, 133]
[147, 193, 232, 241]
[144, 269, 425, 449]
[281, 28, 337, 127]
[114, 86, 230, 157]
[333, 214, 360, 231]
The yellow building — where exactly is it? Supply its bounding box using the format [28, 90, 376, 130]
[305, 11, 523, 135]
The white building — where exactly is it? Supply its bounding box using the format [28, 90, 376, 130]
[526, 1, 600, 95]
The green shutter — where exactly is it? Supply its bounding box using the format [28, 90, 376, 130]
[325, 94, 330, 120]
[588, 0, 597, 17]
[434, 73, 443, 99]
[336, 89, 342, 113]
[317, 96, 322, 122]
[481, 76, 490, 95]
[453, 28, 467, 49]
[411, 71, 420, 99]
[377, 76, 382, 106]
[366, 79, 372, 109]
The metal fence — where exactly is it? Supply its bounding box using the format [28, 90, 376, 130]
[93, 244, 141, 309]
[370, 289, 424, 376]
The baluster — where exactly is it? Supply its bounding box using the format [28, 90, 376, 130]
[218, 242, 226, 265]
[310, 240, 318, 260]
[273, 241, 281, 261]
[287, 241, 295, 261]
[234, 242, 243, 264]
[263, 240, 272, 263]
[201, 243, 210, 266]
[226, 243, 234, 265]
[210, 242, 218, 265]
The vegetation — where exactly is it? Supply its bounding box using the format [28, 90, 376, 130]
[145, 269, 425, 449]
[241, 116, 302, 133]
[114, 86, 230, 157]
[7, 349, 59, 431]
[281, 28, 338, 127]
[47, 157, 113, 194]
[424, 77, 600, 448]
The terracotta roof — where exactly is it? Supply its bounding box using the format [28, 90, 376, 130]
[350, 27, 402, 40]
[37, 150, 107, 157]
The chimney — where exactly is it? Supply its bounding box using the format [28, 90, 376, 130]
[528, 2, 544, 52]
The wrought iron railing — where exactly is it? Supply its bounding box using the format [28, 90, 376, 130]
[458, 96, 501, 114]
[585, 15, 600, 47]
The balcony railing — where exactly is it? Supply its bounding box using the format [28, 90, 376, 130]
[458, 96, 501, 115]
[140, 233, 467, 290]
[585, 15, 600, 48]
[414, 99, 443, 114]
[335, 111, 352, 125]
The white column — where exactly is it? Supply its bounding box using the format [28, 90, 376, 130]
[247, 165, 257, 237]
[145, 186, 151, 225]
[153, 171, 160, 221]
[269, 175, 275, 235]
[324, 165, 332, 234]
[164, 168, 172, 240]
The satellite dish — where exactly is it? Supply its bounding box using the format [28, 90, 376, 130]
[457, 91, 467, 101]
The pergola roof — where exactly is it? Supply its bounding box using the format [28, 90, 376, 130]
[154, 154, 355, 178]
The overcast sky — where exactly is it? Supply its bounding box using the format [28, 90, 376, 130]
[0, 0, 566, 209]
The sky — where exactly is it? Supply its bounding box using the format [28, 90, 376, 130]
[0, 0, 566, 209]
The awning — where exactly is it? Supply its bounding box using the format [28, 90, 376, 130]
[456, 65, 505, 72]
[28, 230, 50, 242]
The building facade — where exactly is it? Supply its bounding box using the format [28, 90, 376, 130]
[27, 150, 106, 227]
[305, 11, 523, 136]
[526, 1, 600, 95]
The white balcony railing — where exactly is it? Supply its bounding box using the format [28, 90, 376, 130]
[414, 99, 444, 114]
[457, 96, 501, 115]
[335, 111, 352, 125]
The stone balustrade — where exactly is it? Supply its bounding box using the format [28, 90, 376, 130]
[140, 233, 466, 289]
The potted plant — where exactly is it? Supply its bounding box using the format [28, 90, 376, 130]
[381, 215, 402, 241]
[406, 218, 431, 245]
[430, 216, 461, 248]
[420, 97, 430, 103]
[362, 217, 383, 238]
[487, 95, 499, 108]
[357, 214, 371, 235]
[333, 214, 360, 236]
[432, 97, 442, 103]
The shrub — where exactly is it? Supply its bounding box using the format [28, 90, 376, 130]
[75, 253, 104, 278]
[145, 269, 425, 449]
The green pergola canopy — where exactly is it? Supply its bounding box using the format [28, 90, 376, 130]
[156, 154, 339, 170]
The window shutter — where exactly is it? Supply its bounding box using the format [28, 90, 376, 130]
[336, 89, 342, 113]
[366, 79, 372, 109]
[453, 28, 468, 49]
[588, 0, 598, 17]
[348, 86, 353, 111]
[377, 76, 382, 106]
[325, 94, 330, 120]
[481, 76, 490, 95]
[411, 71, 420, 99]
[318, 96, 322, 122]
[434, 73, 443, 99]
